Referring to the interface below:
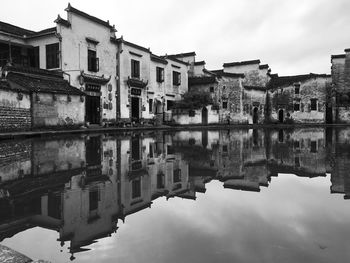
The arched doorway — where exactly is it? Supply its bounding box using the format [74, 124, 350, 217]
[202, 107, 208, 125]
[253, 107, 259, 124]
[278, 109, 284, 123]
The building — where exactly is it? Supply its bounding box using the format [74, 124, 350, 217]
[331, 48, 350, 123]
[266, 73, 331, 123]
[221, 59, 271, 123]
[0, 65, 85, 130]
[113, 39, 189, 125]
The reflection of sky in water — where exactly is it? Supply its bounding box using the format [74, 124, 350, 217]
[3, 174, 350, 263]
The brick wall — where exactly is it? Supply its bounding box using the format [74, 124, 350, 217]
[0, 106, 31, 131]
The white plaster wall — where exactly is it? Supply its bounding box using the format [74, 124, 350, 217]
[118, 43, 150, 120]
[57, 12, 117, 121]
[0, 89, 30, 109]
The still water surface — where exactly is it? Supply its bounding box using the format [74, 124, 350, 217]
[0, 128, 350, 262]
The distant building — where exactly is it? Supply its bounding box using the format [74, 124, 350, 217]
[266, 73, 331, 123]
[331, 48, 350, 123]
[221, 59, 271, 123]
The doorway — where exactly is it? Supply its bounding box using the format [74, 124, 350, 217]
[131, 97, 140, 123]
[86, 96, 100, 124]
[253, 107, 259, 124]
[202, 107, 208, 125]
[278, 109, 284, 123]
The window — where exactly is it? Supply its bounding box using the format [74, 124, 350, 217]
[210, 86, 214, 93]
[310, 140, 317, 153]
[294, 140, 300, 149]
[131, 59, 140, 79]
[189, 110, 195, 117]
[167, 145, 174, 155]
[295, 157, 300, 167]
[223, 145, 228, 153]
[156, 67, 164, 82]
[131, 178, 141, 199]
[173, 169, 182, 183]
[294, 102, 300, 111]
[222, 101, 228, 109]
[173, 71, 181, 85]
[149, 99, 153, 113]
[88, 49, 99, 72]
[167, 100, 174, 111]
[89, 190, 99, 211]
[310, 99, 317, 111]
[46, 43, 59, 69]
[294, 84, 300, 95]
[157, 172, 165, 189]
[149, 143, 153, 158]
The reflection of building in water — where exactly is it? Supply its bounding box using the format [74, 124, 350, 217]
[267, 128, 328, 179]
[2, 128, 350, 259]
[330, 129, 350, 199]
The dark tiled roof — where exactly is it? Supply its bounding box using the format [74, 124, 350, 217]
[194, 61, 205, 66]
[331, 54, 346, 59]
[81, 72, 111, 85]
[54, 15, 71, 27]
[65, 3, 115, 30]
[0, 21, 55, 38]
[0, 21, 34, 36]
[259, 64, 269, 69]
[210, 70, 245, 78]
[223, 59, 261, 68]
[150, 53, 168, 65]
[163, 55, 189, 66]
[0, 79, 28, 93]
[244, 85, 266, 91]
[4, 67, 84, 95]
[168, 52, 196, 58]
[189, 76, 217, 85]
[267, 73, 331, 90]
[4, 65, 63, 78]
[115, 37, 150, 53]
[26, 27, 56, 38]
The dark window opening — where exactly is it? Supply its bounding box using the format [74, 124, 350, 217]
[88, 49, 99, 72]
[294, 84, 300, 95]
[131, 137, 140, 161]
[46, 43, 59, 69]
[149, 99, 153, 113]
[89, 190, 99, 211]
[167, 100, 174, 111]
[310, 99, 317, 111]
[222, 101, 228, 109]
[173, 169, 182, 183]
[210, 86, 214, 93]
[310, 141, 317, 153]
[295, 157, 300, 167]
[131, 59, 140, 79]
[189, 110, 195, 117]
[167, 145, 174, 155]
[173, 71, 181, 85]
[149, 143, 153, 158]
[157, 172, 165, 189]
[294, 140, 300, 149]
[132, 178, 141, 199]
[294, 103, 300, 111]
[223, 145, 228, 153]
[156, 67, 164, 82]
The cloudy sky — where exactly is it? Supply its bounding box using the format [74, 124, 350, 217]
[1, 0, 350, 75]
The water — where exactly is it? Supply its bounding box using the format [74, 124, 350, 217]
[0, 127, 350, 262]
